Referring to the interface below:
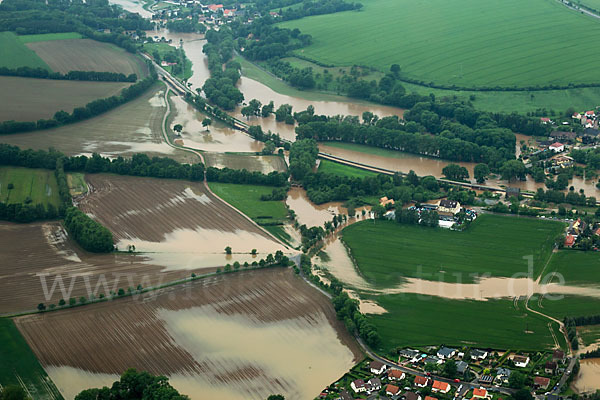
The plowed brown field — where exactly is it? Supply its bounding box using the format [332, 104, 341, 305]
[16, 268, 361, 400]
[0, 221, 215, 314]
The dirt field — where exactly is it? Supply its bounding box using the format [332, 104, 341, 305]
[0, 84, 195, 164]
[26, 39, 147, 77]
[0, 76, 130, 121]
[16, 268, 362, 400]
[0, 221, 215, 315]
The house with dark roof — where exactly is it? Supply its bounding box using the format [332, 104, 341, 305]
[403, 391, 422, 400]
[545, 361, 558, 374]
[550, 131, 577, 142]
[367, 377, 382, 393]
[470, 349, 488, 360]
[370, 360, 387, 375]
[399, 349, 420, 361]
[456, 360, 469, 375]
[437, 347, 456, 359]
[478, 375, 493, 385]
[496, 367, 512, 383]
[438, 199, 460, 215]
[553, 350, 565, 363]
[351, 379, 366, 393]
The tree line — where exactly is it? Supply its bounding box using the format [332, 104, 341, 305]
[64, 206, 114, 253]
[0, 66, 137, 82]
[206, 166, 289, 186]
[0, 72, 157, 134]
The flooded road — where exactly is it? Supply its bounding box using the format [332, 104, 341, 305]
[573, 358, 600, 394]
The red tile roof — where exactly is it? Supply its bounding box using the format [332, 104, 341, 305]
[414, 376, 429, 385]
[473, 388, 488, 398]
[432, 380, 450, 391]
[386, 384, 400, 395]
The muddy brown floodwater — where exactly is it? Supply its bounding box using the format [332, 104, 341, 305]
[16, 268, 361, 400]
[573, 358, 600, 394]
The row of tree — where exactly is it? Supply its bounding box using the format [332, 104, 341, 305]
[63, 206, 113, 253]
[0, 72, 157, 134]
[205, 166, 289, 186]
[0, 66, 137, 82]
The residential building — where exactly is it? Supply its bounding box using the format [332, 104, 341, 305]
[414, 375, 430, 388]
[431, 380, 450, 394]
[403, 391, 422, 400]
[425, 397, 438, 400]
[351, 379, 366, 393]
[386, 384, 401, 396]
[456, 360, 469, 375]
[437, 347, 456, 359]
[472, 388, 488, 399]
[478, 375, 493, 385]
[370, 360, 387, 375]
[399, 349, 420, 360]
[496, 367, 512, 383]
[585, 110, 596, 119]
[380, 196, 395, 207]
[540, 117, 552, 124]
[388, 369, 405, 381]
[534, 376, 550, 390]
[339, 390, 353, 400]
[553, 350, 565, 363]
[512, 355, 530, 368]
[545, 361, 558, 375]
[565, 234, 576, 248]
[550, 131, 577, 141]
[572, 112, 582, 120]
[549, 142, 565, 152]
[367, 378, 382, 392]
[572, 218, 587, 235]
[424, 356, 442, 365]
[505, 187, 520, 199]
[470, 349, 488, 360]
[438, 199, 461, 215]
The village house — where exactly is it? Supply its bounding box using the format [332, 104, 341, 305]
[399, 349, 421, 361]
[403, 391, 422, 400]
[380, 196, 395, 207]
[549, 142, 565, 153]
[339, 389, 353, 400]
[512, 355, 530, 368]
[423, 356, 443, 365]
[572, 112, 582, 120]
[414, 375, 430, 388]
[540, 117, 552, 125]
[388, 369, 406, 381]
[552, 155, 574, 169]
[431, 380, 450, 394]
[456, 360, 469, 375]
[572, 218, 587, 235]
[553, 350, 565, 363]
[478, 375, 493, 385]
[472, 388, 489, 399]
[366, 377, 382, 393]
[437, 347, 456, 359]
[565, 234, 576, 248]
[351, 379, 366, 393]
[438, 199, 461, 215]
[550, 131, 577, 142]
[386, 384, 401, 396]
[470, 349, 488, 361]
[534, 376, 551, 390]
[585, 110, 596, 119]
[545, 361, 558, 375]
[496, 367, 512, 383]
[425, 396, 438, 400]
[370, 360, 387, 375]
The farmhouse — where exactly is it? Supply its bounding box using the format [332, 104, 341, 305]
[388, 369, 406, 381]
[553, 350, 565, 363]
[534, 376, 550, 390]
[549, 142, 565, 152]
[470, 349, 488, 360]
[437, 346, 456, 359]
[431, 380, 450, 394]
[386, 384, 401, 396]
[370, 360, 387, 375]
[512, 355, 530, 368]
[438, 199, 461, 215]
[414, 375, 430, 388]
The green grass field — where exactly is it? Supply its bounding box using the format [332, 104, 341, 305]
[367, 294, 555, 352]
[0, 167, 61, 207]
[342, 215, 564, 287]
[143, 42, 192, 80]
[546, 251, 600, 286]
[17, 32, 83, 43]
[207, 182, 291, 242]
[0, 32, 50, 70]
[576, 0, 600, 11]
[280, 0, 600, 88]
[0, 318, 63, 399]
[578, 324, 600, 347]
[317, 159, 378, 178]
[530, 294, 600, 320]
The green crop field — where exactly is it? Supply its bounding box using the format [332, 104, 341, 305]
[367, 295, 555, 352]
[0, 167, 61, 207]
[317, 159, 378, 178]
[17, 32, 83, 43]
[576, 0, 600, 11]
[578, 324, 600, 347]
[0, 32, 50, 70]
[546, 250, 600, 286]
[341, 215, 564, 287]
[280, 0, 600, 88]
[0, 318, 63, 399]
[207, 182, 290, 241]
[530, 294, 600, 320]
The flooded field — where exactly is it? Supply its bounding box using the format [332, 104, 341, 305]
[0, 221, 214, 314]
[78, 174, 289, 267]
[169, 96, 264, 153]
[286, 187, 352, 227]
[573, 358, 600, 394]
[0, 84, 195, 164]
[111, 0, 153, 18]
[203, 152, 288, 173]
[16, 268, 361, 400]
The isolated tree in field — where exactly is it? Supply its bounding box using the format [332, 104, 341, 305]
[37, 303, 46, 311]
[202, 118, 212, 131]
[58, 299, 66, 306]
[267, 396, 285, 400]
[251, 248, 257, 255]
[7, 183, 13, 190]
[225, 246, 232, 254]
[173, 124, 183, 135]
[474, 163, 490, 183]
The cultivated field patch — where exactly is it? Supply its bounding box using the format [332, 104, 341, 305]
[26, 39, 147, 76]
[0, 84, 195, 164]
[341, 215, 564, 287]
[0, 76, 130, 121]
[16, 268, 361, 400]
[0, 32, 49, 69]
[0, 166, 60, 207]
[280, 0, 600, 88]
